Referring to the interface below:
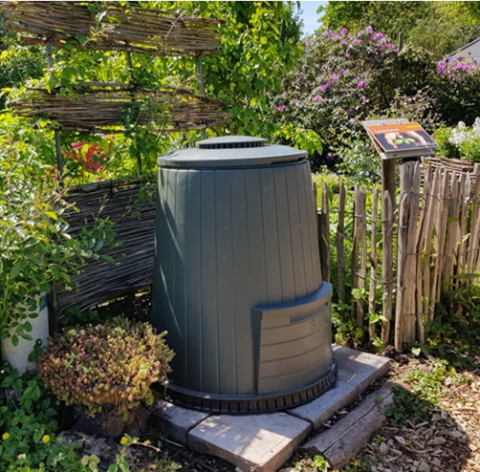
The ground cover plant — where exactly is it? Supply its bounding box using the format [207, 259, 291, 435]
[39, 317, 173, 418]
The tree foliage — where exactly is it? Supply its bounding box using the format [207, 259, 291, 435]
[319, 1, 480, 59]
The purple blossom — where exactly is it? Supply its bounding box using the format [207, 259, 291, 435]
[327, 80, 333, 86]
[319, 84, 328, 92]
[341, 28, 348, 35]
[353, 39, 362, 46]
[347, 108, 353, 115]
[372, 55, 378, 61]
[277, 105, 287, 112]
[343, 41, 349, 47]
[437, 61, 446, 74]
[325, 153, 335, 162]
[305, 41, 311, 47]
[331, 73, 339, 80]
[295, 100, 302, 106]
[366, 25, 373, 33]
[345, 52, 350, 58]
[357, 80, 365, 88]
[313, 95, 322, 102]
[339, 68, 345, 75]
[376, 32, 384, 40]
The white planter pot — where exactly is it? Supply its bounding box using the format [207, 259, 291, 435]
[1, 293, 49, 374]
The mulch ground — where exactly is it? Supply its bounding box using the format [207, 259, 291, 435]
[335, 357, 480, 472]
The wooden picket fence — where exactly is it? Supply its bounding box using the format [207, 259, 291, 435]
[317, 158, 480, 349]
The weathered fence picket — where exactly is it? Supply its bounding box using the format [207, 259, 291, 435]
[336, 183, 346, 305]
[368, 189, 379, 341]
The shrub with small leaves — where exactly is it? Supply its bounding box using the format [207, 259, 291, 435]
[38, 317, 174, 416]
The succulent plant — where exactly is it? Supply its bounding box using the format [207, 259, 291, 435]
[38, 317, 173, 416]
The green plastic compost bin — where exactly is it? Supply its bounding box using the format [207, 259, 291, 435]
[153, 136, 335, 413]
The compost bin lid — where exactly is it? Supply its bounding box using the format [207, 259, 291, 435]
[157, 136, 308, 169]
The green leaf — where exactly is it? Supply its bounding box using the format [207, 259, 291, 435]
[10, 262, 22, 279]
[412, 347, 424, 358]
[44, 211, 58, 220]
[1, 377, 13, 388]
[33, 430, 42, 443]
[11, 335, 19, 347]
[23, 321, 33, 332]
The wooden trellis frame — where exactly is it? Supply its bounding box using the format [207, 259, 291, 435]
[0, 1, 229, 182]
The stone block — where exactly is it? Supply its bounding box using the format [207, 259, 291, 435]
[188, 413, 311, 472]
[151, 400, 210, 445]
[288, 346, 390, 429]
[333, 346, 390, 391]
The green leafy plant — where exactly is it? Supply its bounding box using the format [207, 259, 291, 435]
[386, 359, 455, 424]
[434, 118, 480, 162]
[38, 317, 174, 416]
[0, 113, 116, 345]
[426, 282, 480, 363]
[0, 362, 87, 471]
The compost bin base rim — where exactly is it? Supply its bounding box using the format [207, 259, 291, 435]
[156, 359, 337, 414]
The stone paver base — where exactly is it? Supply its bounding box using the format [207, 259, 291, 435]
[152, 346, 390, 472]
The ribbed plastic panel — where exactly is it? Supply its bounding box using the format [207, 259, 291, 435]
[153, 159, 328, 399]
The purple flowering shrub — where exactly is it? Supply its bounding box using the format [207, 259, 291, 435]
[431, 56, 480, 126]
[273, 26, 401, 161]
[272, 24, 480, 176]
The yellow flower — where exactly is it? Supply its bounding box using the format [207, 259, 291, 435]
[2, 432, 10, 441]
[42, 434, 50, 444]
[120, 437, 128, 446]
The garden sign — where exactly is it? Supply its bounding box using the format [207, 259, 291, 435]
[362, 118, 438, 160]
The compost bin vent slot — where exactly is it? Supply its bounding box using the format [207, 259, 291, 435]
[198, 136, 266, 150]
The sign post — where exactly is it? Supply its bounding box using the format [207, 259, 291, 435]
[362, 118, 438, 211]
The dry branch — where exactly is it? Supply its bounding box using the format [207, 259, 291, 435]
[12, 84, 231, 133]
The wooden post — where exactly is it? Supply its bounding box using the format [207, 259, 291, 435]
[395, 162, 420, 349]
[381, 159, 396, 215]
[196, 55, 207, 140]
[46, 40, 64, 187]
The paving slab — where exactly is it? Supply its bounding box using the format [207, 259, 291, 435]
[334, 345, 391, 390]
[288, 346, 390, 429]
[151, 400, 210, 445]
[188, 413, 312, 472]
